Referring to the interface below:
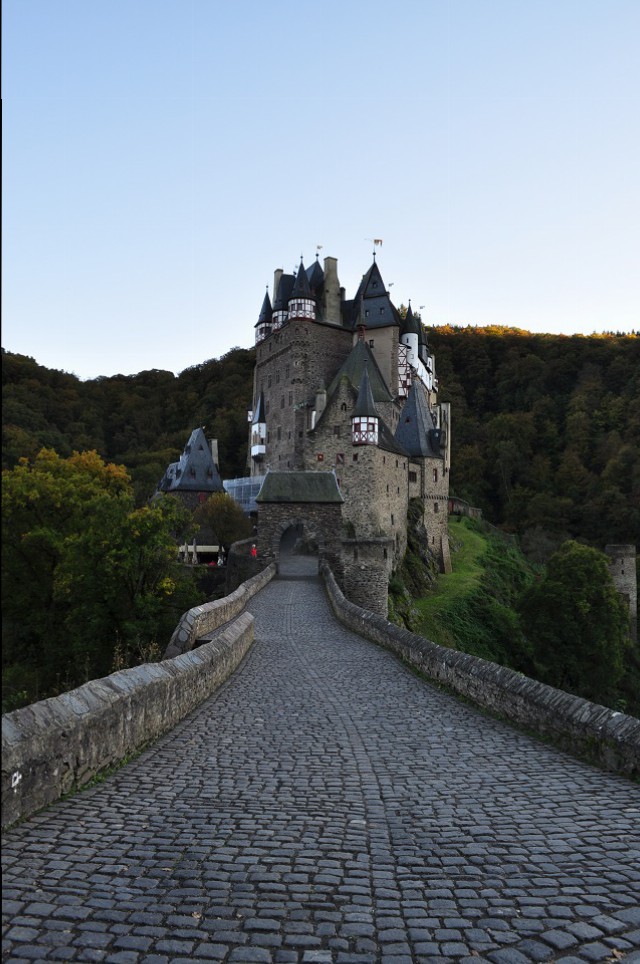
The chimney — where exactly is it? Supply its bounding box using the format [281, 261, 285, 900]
[273, 268, 284, 303]
[323, 257, 341, 323]
[209, 439, 219, 470]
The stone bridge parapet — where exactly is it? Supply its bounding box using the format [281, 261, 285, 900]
[3, 564, 277, 829]
[320, 562, 640, 779]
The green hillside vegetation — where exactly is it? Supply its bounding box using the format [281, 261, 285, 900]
[392, 516, 638, 716]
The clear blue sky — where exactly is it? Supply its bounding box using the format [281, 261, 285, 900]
[3, 0, 639, 380]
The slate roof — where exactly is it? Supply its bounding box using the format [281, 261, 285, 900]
[346, 261, 400, 331]
[352, 366, 378, 418]
[255, 289, 272, 327]
[156, 427, 224, 493]
[400, 304, 421, 337]
[326, 340, 393, 404]
[291, 260, 314, 299]
[256, 471, 344, 504]
[394, 380, 442, 458]
[273, 273, 295, 311]
[306, 257, 324, 293]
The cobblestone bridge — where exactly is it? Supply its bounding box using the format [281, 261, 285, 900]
[3, 558, 640, 963]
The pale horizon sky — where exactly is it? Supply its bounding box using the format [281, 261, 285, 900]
[3, 0, 639, 382]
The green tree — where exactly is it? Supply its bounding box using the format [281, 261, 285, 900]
[2, 449, 202, 709]
[518, 540, 631, 707]
[194, 492, 252, 553]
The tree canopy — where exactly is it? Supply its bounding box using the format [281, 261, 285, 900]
[518, 540, 632, 707]
[2, 449, 204, 710]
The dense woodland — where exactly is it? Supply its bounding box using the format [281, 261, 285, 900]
[2, 329, 638, 713]
[3, 328, 639, 550]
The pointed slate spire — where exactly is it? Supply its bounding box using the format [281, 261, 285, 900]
[353, 366, 378, 418]
[256, 288, 272, 325]
[290, 259, 313, 299]
[401, 302, 421, 337]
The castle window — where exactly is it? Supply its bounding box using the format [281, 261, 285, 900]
[386, 484, 389, 494]
[353, 453, 358, 462]
[379, 308, 384, 315]
[277, 427, 281, 440]
[409, 471, 417, 483]
[280, 397, 284, 408]
[268, 375, 272, 387]
[317, 453, 324, 461]
[333, 426, 341, 436]
[365, 309, 370, 317]
[369, 339, 374, 348]
[276, 372, 280, 383]
[391, 514, 394, 525]
[341, 403, 347, 411]
[434, 502, 439, 512]
[433, 468, 438, 483]
[384, 548, 388, 560]
[336, 453, 344, 464]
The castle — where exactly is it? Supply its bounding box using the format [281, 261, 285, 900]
[247, 252, 451, 616]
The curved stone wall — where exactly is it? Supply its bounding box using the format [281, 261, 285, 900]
[2, 613, 256, 830]
[164, 562, 276, 658]
[321, 562, 640, 779]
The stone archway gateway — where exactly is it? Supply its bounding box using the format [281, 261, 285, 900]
[255, 471, 344, 577]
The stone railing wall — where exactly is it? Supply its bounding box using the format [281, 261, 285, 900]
[164, 562, 276, 657]
[1, 565, 277, 831]
[321, 562, 640, 779]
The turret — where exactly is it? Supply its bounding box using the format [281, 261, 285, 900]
[255, 288, 272, 344]
[272, 272, 293, 330]
[288, 258, 316, 321]
[400, 303, 420, 367]
[352, 367, 379, 446]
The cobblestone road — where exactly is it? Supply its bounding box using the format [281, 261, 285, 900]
[3, 559, 640, 963]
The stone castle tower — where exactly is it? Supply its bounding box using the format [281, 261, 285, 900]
[248, 253, 451, 615]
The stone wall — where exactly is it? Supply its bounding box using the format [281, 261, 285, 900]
[253, 320, 352, 472]
[606, 544, 637, 643]
[342, 538, 392, 616]
[320, 562, 640, 779]
[1, 613, 255, 830]
[164, 562, 276, 658]
[257, 502, 344, 578]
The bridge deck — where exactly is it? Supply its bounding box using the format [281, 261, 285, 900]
[3, 560, 640, 963]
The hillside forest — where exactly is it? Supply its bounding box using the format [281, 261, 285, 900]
[2, 328, 638, 712]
